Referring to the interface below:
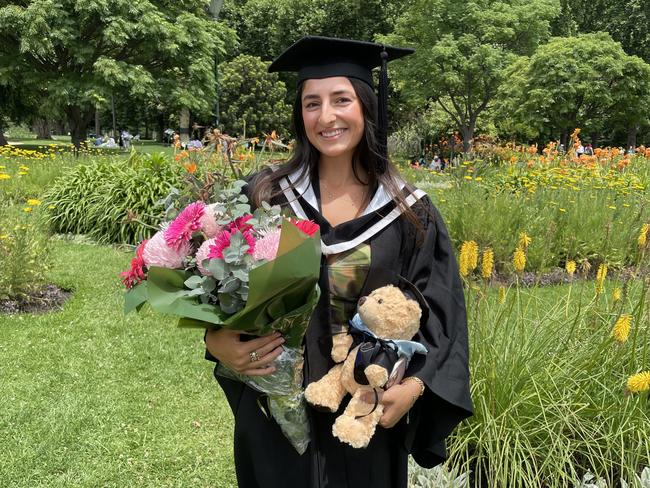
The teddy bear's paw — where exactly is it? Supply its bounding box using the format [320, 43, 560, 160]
[332, 416, 373, 449]
[364, 364, 389, 388]
[305, 382, 344, 412]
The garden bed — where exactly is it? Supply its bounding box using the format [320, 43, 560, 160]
[0, 284, 71, 315]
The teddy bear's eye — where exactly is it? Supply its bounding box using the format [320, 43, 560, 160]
[377, 298, 383, 304]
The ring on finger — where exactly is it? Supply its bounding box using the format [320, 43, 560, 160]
[249, 350, 260, 363]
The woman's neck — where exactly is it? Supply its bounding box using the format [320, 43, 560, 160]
[318, 154, 366, 187]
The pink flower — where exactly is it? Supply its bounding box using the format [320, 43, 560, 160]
[290, 218, 320, 236]
[143, 230, 190, 269]
[195, 237, 217, 275]
[120, 240, 148, 288]
[252, 229, 281, 262]
[164, 201, 205, 249]
[200, 203, 223, 238]
[228, 214, 253, 233]
[208, 229, 256, 260]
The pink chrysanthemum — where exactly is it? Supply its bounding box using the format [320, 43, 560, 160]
[164, 201, 205, 249]
[228, 214, 254, 233]
[200, 204, 223, 238]
[253, 229, 281, 262]
[208, 229, 256, 260]
[195, 237, 217, 275]
[119, 239, 148, 288]
[143, 230, 190, 269]
[290, 218, 319, 236]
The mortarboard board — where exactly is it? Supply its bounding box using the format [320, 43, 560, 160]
[269, 36, 414, 169]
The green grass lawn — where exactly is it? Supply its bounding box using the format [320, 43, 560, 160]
[0, 239, 236, 487]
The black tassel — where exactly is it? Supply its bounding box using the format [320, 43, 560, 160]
[377, 48, 389, 174]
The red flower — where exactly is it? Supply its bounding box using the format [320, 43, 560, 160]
[227, 214, 254, 233]
[207, 229, 256, 260]
[119, 240, 148, 288]
[290, 218, 320, 236]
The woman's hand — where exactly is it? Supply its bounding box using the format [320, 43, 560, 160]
[361, 381, 422, 428]
[205, 328, 285, 376]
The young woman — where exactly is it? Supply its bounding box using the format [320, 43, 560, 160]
[205, 36, 472, 488]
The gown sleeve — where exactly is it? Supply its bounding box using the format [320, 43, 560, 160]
[400, 195, 473, 468]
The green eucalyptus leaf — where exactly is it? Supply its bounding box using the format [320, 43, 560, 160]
[184, 275, 203, 289]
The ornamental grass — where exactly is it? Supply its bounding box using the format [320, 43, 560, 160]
[448, 272, 650, 486]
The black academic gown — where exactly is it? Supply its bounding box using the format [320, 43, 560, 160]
[206, 171, 473, 488]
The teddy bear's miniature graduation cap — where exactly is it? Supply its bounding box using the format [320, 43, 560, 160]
[268, 36, 414, 172]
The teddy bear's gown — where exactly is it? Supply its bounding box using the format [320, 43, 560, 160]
[206, 168, 473, 488]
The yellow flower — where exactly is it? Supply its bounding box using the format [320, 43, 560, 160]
[23, 207, 33, 212]
[464, 175, 473, 180]
[459, 240, 479, 277]
[639, 223, 649, 248]
[26, 199, 42, 206]
[481, 248, 494, 279]
[0, 173, 10, 180]
[0, 234, 8, 239]
[18, 171, 28, 175]
[595, 263, 608, 294]
[626, 371, 650, 394]
[513, 247, 526, 273]
[565, 260, 576, 277]
[518, 232, 532, 250]
[612, 314, 632, 343]
[612, 287, 622, 302]
[498, 286, 506, 304]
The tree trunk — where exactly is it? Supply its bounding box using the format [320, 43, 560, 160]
[459, 124, 474, 154]
[33, 118, 52, 139]
[65, 105, 94, 152]
[95, 108, 101, 136]
[627, 125, 638, 150]
[560, 129, 569, 151]
[589, 131, 600, 148]
[0, 120, 8, 146]
[179, 107, 190, 145]
[156, 112, 164, 143]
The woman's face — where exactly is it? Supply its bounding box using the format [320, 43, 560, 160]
[301, 77, 365, 160]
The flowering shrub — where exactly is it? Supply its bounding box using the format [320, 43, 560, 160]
[0, 202, 50, 298]
[406, 142, 650, 274]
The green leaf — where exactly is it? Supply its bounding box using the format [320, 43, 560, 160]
[184, 275, 203, 289]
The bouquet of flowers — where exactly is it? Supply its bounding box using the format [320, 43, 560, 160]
[120, 180, 321, 454]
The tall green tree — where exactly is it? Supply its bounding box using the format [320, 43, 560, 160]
[382, 0, 559, 152]
[218, 54, 291, 137]
[495, 33, 650, 147]
[551, 0, 650, 62]
[220, 0, 408, 61]
[0, 1, 236, 148]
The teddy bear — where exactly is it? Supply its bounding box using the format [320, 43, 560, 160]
[304, 284, 427, 448]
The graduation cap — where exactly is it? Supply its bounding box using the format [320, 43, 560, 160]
[269, 36, 414, 169]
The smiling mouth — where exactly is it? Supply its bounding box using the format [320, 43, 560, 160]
[319, 128, 347, 139]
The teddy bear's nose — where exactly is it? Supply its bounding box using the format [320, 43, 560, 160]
[358, 296, 366, 307]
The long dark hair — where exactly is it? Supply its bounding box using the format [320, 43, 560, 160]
[249, 77, 424, 233]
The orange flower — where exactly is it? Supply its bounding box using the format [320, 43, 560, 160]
[184, 162, 197, 174]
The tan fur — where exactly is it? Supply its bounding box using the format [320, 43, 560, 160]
[331, 331, 354, 363]
[304, 285, 422, 448]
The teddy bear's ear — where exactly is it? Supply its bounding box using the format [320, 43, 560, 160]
[408, 298, 422, 318]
